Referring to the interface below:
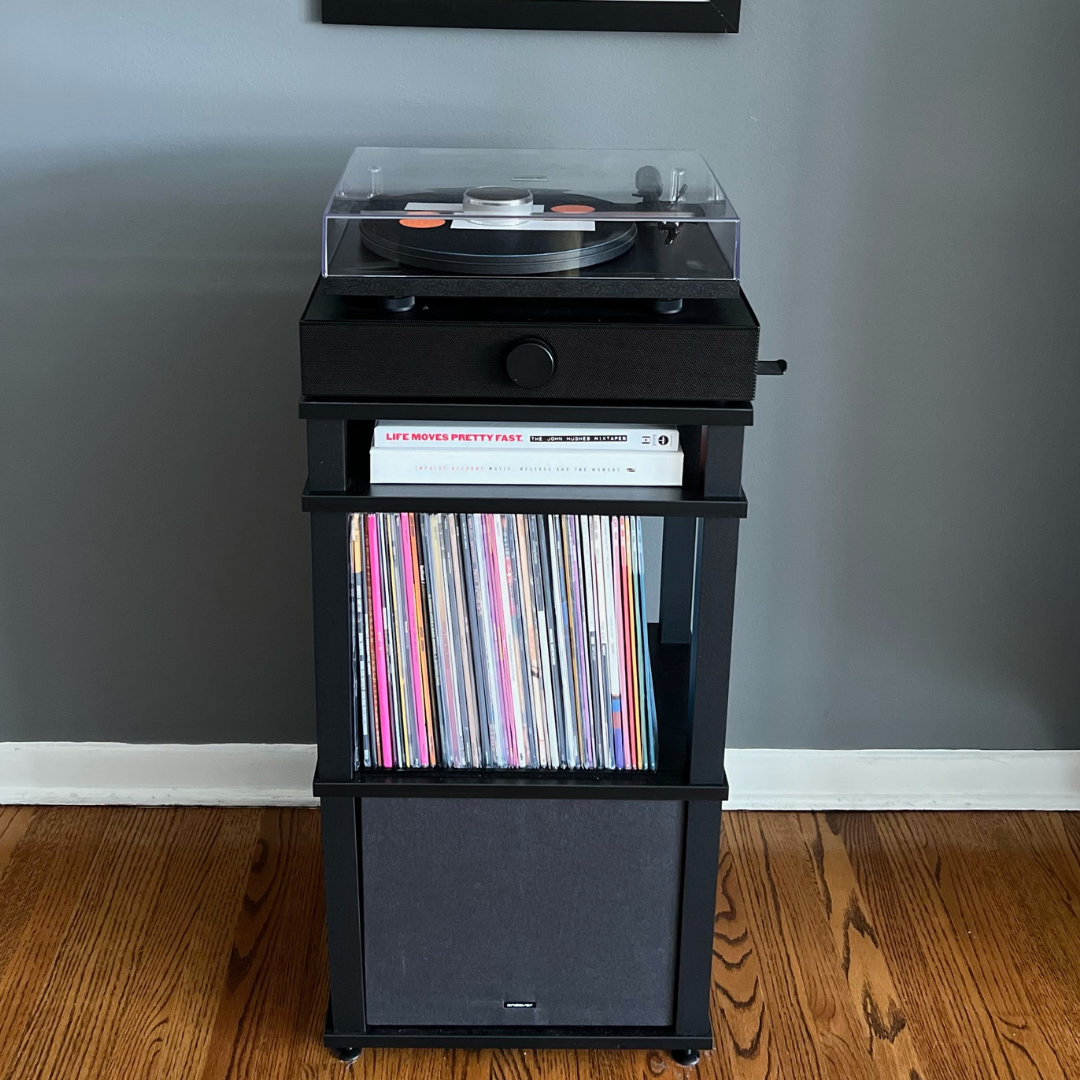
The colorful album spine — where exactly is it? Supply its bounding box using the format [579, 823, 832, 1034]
[460, 516, 493, 766]
[433, 514, 462, 766]
[425, 514, 449, 765]
[564, 515, 594, 768]
[468, 515, 504, 766]
[536, 517, 566, 767]
[599, 517, 624, 769]
[610, 515, 630, 769]
[447, 516, 482, 767]
[363, 518, 381, 767]
[547, 516, 579, 768]
[629, 516, 645, 768]
[399, 513, 429, 767]
[529, 516, 563, 769]
[444, 514, 472, 766]
[479, 516, 511, 765]
[636, 516, 657, 769]
[591, 516, 615, 769]
[490, 515, 524, 766]
[504, 516, 538, 766]
[434, 516, 458, 765]
[355, 515, 372, 769]
[573, 514, 596, 768]
[581, 516, 605, 767]
[419, 516, 448, 766]
[619, 516, 639, 769]
[388, 515, 416, 766]
[378, 516, 402, 765]
[409, 514, 437, 766]
[617, 518, 630, 773]
[515, 515, 547, 767]
[366, 514, 394, 767]
[348, 516, 363, 769]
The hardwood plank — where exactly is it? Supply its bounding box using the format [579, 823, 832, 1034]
[827, 812, 1019, 1080]
[196, 807, 329, 1080]
[722, 812, 879, 1080]
[0, 807, 259, 1080]
[800, 813, 926, 1080]
[98, 807, 261, 1080]
[0, 806, 117, 1070]
[702, 835, 775, 1080]
[895, 812, 1078, 1080]
[0, 807, 36, 883]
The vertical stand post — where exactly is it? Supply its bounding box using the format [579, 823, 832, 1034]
[307, 416, 366, 1037]
[673, 424, 744, 1041]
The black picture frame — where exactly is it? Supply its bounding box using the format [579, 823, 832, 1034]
[321, 0, 740, 34]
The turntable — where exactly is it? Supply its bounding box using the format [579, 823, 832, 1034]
[303, 147, 761, 402]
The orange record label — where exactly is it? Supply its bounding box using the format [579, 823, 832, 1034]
[551, 204, 596, 214]
[399, 213, 446, 228]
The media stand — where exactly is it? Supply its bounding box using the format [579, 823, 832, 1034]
[300, 280, 765, 1062]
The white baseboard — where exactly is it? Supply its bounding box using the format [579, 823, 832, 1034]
[1, 743, 1078, 810]
[0, 743, 319, 807]
[723, 748, 1080, 810]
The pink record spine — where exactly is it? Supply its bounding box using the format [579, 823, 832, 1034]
[620, 516, 639, 769]
[399, 513, 430, 767]
[609, 516, 630, 769]
[488, 514, 522, 767]
[366, 514, 394, 768]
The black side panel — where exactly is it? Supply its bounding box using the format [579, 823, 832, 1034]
[360, 798, 686, 1027]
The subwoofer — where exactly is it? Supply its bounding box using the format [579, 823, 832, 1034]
[360, 798, 686, 1028]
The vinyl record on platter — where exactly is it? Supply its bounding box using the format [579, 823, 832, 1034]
[358, 189, 637, 275]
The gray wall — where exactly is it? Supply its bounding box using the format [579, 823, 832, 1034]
[1, 0, 1078, 747]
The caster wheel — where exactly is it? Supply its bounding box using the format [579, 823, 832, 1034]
[670, 1048, 700, 1068]
[331, 1046, 362, 1065]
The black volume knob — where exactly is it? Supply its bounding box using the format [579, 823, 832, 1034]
[506, 339, 556, 389]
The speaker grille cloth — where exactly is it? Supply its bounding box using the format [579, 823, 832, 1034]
[360, 798, 685, 1027]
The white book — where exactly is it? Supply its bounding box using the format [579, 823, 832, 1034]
[373, 422, 679, 452]
[369, 447, 684, 486]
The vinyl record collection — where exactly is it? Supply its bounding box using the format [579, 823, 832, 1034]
[348, 512, 658, 771]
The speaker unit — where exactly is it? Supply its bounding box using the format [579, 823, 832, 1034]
[359, 798, 687, 1028]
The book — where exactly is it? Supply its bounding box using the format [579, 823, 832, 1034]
[369, 447, 684, 486]
[373, 421, 680, 452]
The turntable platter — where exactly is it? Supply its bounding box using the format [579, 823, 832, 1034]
[358, 190, 637, 275]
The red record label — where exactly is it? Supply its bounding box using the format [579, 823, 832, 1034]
[399, 213, 447, 228]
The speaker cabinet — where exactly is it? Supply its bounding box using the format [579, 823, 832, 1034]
[360, 798, 686, 1028]
[300, 285, 760, 403]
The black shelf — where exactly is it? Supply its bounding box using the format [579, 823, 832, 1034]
[300, 398, 753, 427]
[315, 768, 726, 801]
[326, 1027, 713, 1051]
[303, 481, 746, 517]
[316, 632, 709, 798]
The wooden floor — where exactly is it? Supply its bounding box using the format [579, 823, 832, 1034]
[0, 808, 1078, 1080]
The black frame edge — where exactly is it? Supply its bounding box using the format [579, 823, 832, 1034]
[320, 0, 740, 34]
[300, 399, 754, 426]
